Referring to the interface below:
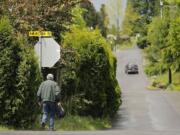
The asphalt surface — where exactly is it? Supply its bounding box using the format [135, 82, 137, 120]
[112, 46, 180, 133]
[1, 46, 180, 135]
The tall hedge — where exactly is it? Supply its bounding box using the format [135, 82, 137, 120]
[0, 17, 42, 128]
[61, 27, 121, 117]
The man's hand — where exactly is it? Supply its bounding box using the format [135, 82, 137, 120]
[38, 102, 42, 106]
[58, 102, 61, 106]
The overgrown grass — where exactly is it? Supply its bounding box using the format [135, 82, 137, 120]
[148, 72, 180, 91]
[0, 125, 14, 131]
[147, 85, 159, 91]
[32, 115, 111, 131]
[55, 115, 111, 131]
[0, 115, 111, 131]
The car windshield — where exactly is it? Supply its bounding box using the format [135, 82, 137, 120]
[128, 64, 137, 67]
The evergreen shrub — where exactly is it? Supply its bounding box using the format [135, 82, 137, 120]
[0, 17, 42, 128]
[61, 27, 121, 117]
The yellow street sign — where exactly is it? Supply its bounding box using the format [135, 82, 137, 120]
[29, 31, 52, 37]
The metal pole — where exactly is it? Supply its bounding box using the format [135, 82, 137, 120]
[39, 36, 42, 69]
[160, 0, 163, 19]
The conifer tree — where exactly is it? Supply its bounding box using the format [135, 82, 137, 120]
[0, 17, 42, 128]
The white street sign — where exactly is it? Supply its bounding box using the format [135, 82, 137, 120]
[34, 37, 60, 68]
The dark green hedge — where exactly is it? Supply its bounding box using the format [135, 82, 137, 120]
[60, 28, 121, 117]
[0, 17, 42, 128]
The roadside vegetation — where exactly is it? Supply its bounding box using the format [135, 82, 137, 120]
[0, 0, 121, 130]
[55, 115, 111, 131]
[147, 72, 180, 91]
[118, 37, 136, 50]
[123, 0, 180, 91]
[32, 115, 111, 131]
[0, 115, 111, 131]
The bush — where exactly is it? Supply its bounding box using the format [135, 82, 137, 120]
[0, 17, 42, 128]
[61, 27, 121, 117]
[145, 63, 167, 76]
[59, 48, 80, 115]
[137, 36, 148, 49]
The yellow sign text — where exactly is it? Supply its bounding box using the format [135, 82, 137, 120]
[29, 31, 52, 37]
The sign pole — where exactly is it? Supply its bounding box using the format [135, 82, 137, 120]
[39, 36, 42, 69]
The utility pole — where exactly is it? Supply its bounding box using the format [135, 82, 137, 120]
[116, 0, 121, 46]
[160, 0, 163, 19]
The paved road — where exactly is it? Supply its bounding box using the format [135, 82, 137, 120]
[1, 46, 180, 135]
[112, 46, 180, 133]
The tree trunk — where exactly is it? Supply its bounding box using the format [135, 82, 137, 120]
[168, 68, 172, 84]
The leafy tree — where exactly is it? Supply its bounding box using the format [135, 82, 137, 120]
[123, 0, 160, 49]
[0, 17, 42, 128]
[80, 0, 99, 29]
[0, 0, 81, 41]
[71, 6, 87, 28]
[165, 0, 180, 5]
[145, 17, 169, 75]
[163, 16, 180, 79]
[98, 4, 109, 38]
[122, 2, 140, 36]
[80, 2, 109, 37]
[62, 27, 121, 117]
[59, 47, 80, 115]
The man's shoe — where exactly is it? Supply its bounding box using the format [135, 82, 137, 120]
[41, 122, 45, 129]
[49, 128, 55, 131]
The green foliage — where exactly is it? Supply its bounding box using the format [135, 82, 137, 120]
[145, 63, 167, 76]
[59, 48, 80, 115]
[144, 17, 170, 75]
[0, 17, 20, 125]
[123, 0, 160, 49]
[0, 0, 80, 41]
[122, 2, 140, 36]
[143, 2, 180, 85]
[148, 72, 180, 91]
[71, 6, 86, 28]
[81, 2, 108, 37]
[145, 9, 180, 75]
[165, 0, 180, 5]
[55, 115, 111, 130]
[147, 17, 169, 50]
[0, 17, 42, 128]
[165, 16, 180, 71]
[98, 4, 109, 38]
[32, 115, 111, 131]
[61, 27, 121, 117]
[137, 36, 148, 49]
[80, 1, 99, 29]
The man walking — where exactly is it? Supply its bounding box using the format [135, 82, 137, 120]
[37, 73, 60, 131]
